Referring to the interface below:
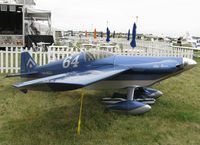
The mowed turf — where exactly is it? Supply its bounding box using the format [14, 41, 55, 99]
[0, 59, 200, 145]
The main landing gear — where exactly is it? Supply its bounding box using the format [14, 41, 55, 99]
[102, 86, 163, 115]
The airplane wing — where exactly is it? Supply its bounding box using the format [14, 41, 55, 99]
[13, 67, 128, 92]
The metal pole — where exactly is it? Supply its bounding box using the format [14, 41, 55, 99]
[22, 0, 25, 47]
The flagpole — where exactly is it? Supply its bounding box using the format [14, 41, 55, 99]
[136, 16, 138, 25]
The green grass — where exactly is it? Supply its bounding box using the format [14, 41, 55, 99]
[0, 59, 200, 145]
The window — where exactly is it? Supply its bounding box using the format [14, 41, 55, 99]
[0, 5, 23, 35]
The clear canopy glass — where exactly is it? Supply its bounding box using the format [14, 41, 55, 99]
[85, 50, 114, 62]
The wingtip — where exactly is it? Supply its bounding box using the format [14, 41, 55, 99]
[12, 84, 19, 88]
[12, 83, 24, 89]
[12, 84, 28, 94]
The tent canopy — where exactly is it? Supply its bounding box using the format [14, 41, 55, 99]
[25, 7, 51, 21]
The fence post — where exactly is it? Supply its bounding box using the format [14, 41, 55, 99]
[39, 48, 42, 66]
[43, 50, 46, 65]
[34, 49, 38, 64]
[15, 47, 18, 73]
[47, 47, 51, 63]
[52, 47, 56, 61]
[5, 47, 9, 73]
[0, 50, 3, 73]
[29, 47, 33, 56]
[10, 47, 14, 73]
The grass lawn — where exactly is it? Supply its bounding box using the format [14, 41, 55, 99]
[0, 59, 200, 145]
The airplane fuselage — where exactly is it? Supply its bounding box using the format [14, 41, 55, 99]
[13, 51, 197, 115]
[24, 52, 192, 90]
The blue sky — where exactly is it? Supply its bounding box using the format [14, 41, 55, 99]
[35, 0, 199, 37]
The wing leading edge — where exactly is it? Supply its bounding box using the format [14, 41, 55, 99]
[13, 67, 128, 92]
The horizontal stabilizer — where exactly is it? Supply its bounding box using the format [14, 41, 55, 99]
[6, 71, 38, 78]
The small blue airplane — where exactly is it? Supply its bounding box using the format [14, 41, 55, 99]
[9, 50, 197, 115]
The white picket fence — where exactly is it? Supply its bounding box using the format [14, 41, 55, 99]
[0, 45, 194, 74]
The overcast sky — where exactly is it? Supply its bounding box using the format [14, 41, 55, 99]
[34, 0, 199, 37]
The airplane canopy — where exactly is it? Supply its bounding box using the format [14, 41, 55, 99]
[84, 50, 114, 62]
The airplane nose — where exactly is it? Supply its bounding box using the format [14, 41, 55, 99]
[183, 58, 197, 67]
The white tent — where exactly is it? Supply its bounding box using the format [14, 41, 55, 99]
[25, 7, 51, 21]
[25, 7, 52, 35]
[14, 0, 35, 5]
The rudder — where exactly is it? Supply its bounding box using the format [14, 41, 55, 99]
[21, 52, 37, 73]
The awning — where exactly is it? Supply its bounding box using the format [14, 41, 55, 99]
[25, 7, 51, 21]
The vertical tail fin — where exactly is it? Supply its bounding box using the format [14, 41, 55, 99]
[21, 52, 37, 73]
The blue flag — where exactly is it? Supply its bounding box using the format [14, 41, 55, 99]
[130, 23, 137, 48]
[106, 27, 110, 42]
[127, 29, 130, 41]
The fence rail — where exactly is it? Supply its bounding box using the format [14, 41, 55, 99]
[0, 44, 194, 74]
[0, 47, 73, 74]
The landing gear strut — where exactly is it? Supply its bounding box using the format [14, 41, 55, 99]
[127, 86, 137, 100]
